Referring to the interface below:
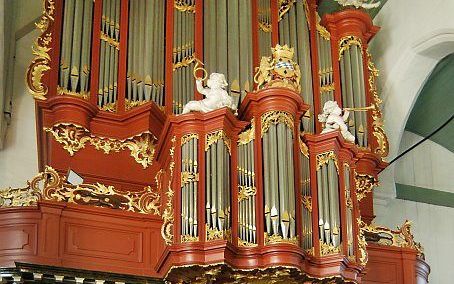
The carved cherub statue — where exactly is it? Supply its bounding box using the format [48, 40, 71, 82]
[318, 101, 355, 143]
[335, 0, 380, 9]
[182, 73, 237, 115]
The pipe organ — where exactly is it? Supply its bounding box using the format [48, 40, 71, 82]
[13, 0, 428, 283]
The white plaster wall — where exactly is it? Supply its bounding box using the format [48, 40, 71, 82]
[395, 131, 454, 193]
[0, 30, 39, 188]
[375, 199, 454, 284]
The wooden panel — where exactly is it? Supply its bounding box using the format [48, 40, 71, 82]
[64, 223, 143, 262]
[0, 224, 37, 256]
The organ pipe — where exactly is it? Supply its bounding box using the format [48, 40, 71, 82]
[299, 136, 312, 250]
[59, 0, 93, 98]
[316, 23, 335, 108]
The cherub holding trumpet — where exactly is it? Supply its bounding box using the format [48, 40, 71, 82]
[182, 59, 237, 115]
[318, 100, 355, 143]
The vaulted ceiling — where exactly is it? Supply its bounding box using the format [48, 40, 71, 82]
[405, 53, 454, 153]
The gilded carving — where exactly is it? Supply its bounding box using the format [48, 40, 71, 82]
[299, 134, 309, 157]
[100, 102, 117, 112]
[45, 123, 156, 169]
[264, 232, 299, 246]
[316, 151, 339, 171]
[100, 31, 119, 49]
[354, 171, 378, 201]
[258, 21, 272, 33]
[320, 242, 341, 256]
[357, 218, 368, 266]
[0, 166, 160, 215]
[317, 23, 331, 41]
[338, 36, 363, 59]
[161, 136, 177, 245]
[57, 85, 89, 100]
[319, 83, 335, 93]
[206, 225, 231, 242]
[173, 53, 196, 71]
[181, 235, 199, 243]
[205, 130, 232, 154]
[367, 51, 389, 158]
[261, 111, 294, 137]
[302, 196, 312, 212]
[238, 238, 258, 247]
[125, 99, 148, 110]
[278, 0, 296, 20]
[180, 171, 199, 187]
[360, 219, 424, 258]
[254, 44, 301, 93]
[238, 120, 255, 145]
[181, 133, 199, 145]
[26, 0, 55, 100]
[238, 185, 256, 202]
[174, 0, 195, 13]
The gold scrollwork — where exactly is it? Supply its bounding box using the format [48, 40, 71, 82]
[238, 120, 255, 145]
[181, 235, 199, 243]
[45, 123, 156, 169]
[238, 238, 258, 248]
[206, 225, 231, 242]
[162, 136, 177, 245]
[174, 0, 195, 13]
[338, 35, 363, 59]
[278, 0, 296, 21]
[100, 31, 119, 50]
[57, 85, 89, 100]
[173, 53, 196, 71]
[264, 233, 299, 246]
[100, 101, 117, 112]
[181, 133, 199, 145]
[205, 130, 232, 154]
[0, 166, 160, 215]
[360, 218, 424, 258]
[299, 134, 309, 157]
[317, 23, 331, 41]
[367, 51, 389, 158]
[26, 0, 55, 100]
[238, 185, 256, 202]
[261, 111, 294, 137]
[180, 172, 199, 187]
[357, 218, 368, 266]
[125, 99, 148, 110]
[302, 196, 312, 212]
[316, 151, 339, 171]
[320, 83, 335, 93]
[320, 242, 341, 256]
[354, 171, 378, 201]
[258, 21, 272, 33]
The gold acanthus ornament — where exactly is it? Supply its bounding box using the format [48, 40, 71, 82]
[254, 44, 302, 93]
[317, 23, 331, 41]
[161, 136, 177, 245]
[354, 171, 378, 201]
[174, 0, 195, 13]
[205, 130, 232, 154]
[0, 166, 160, 215]
[206, 225, 232, 242]
[316, 151, 339, 171]
[320, 242, 341, 256]
[367, 51, 389, 158]
[264, 232, 299, 246]
[237, 120, 255, 146]
[26, 0, 55, 100]
[45, 123, 156, 169]
[261, 111, 294, 137]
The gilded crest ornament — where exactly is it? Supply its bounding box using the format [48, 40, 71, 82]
[254, 44, 301, 93]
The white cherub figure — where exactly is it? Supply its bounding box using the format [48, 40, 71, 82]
[182, 73, 237, 115]
[318, 101, 355, 143]
[335, 0, 380, 9]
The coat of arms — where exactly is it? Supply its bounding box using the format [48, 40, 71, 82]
[254, 44, 301, 93]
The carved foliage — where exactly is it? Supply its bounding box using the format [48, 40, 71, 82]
[161, 137, 176, 245]
[205, 130, 231, 154]
[0, 166, 160, 215]
[45, 123, 156, 169]
[261, 111, 294, 137]
[354, 171, 378, 201]
[26, 0, 55, 100]
[338, 36, 362, 59]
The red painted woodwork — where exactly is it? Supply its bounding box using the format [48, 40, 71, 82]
[364, 243, 429, 284]
[0, 201, 165, 277]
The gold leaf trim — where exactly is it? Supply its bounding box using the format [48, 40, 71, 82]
[298, 134, 309, 157]
[26, 0, 55, 100]
[258, 21, 272, 33]
[264, 233, 299, 246]
[205, 130, 232, 154]
[0, 166, 160, 215]
[125, 99, 148, 111]
[162, 136, 177, 245]
[261, 111, 294, 137]
[354, 171, 378, 201]
[44, 123, 156, 169]
[100, 101, 117, 112]
[238, 185, 256, 202]
[206, 225, 231, 242]
[339, 35, 363, 59]
[367, 51, 389, 158]
[173, 53, 196, 70]
[238, 238, 258, 247]
[301, 196, 312, 213]
[181, 235, 199, 243]
[238, 120, 255, 145]
[278, 0, 296, 21]
[320, 83, 335, 93]
[100, 31, 119, 49]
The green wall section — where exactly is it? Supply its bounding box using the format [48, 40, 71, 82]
[405, 53, 454, 153]
[396, 183, 454, 208]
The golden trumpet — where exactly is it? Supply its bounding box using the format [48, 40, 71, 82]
[344, 105, 375, 112]
[193, 57, 208, 81]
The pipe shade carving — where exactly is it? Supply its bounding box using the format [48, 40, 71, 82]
[45, 123, 156, 169]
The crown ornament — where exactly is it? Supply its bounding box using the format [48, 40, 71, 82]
[271, 44, 295, 59]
